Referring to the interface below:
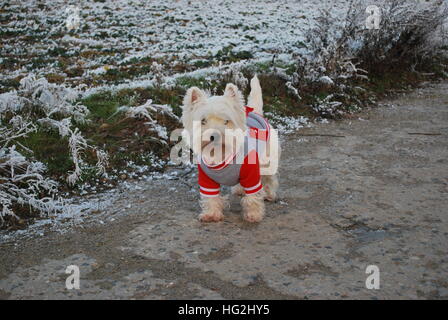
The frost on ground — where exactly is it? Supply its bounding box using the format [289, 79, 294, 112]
[1, 0, 446, 95]
[0, 163, 194, 243]
[0, 0, 351, 93]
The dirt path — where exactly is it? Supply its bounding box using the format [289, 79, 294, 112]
[1, 82, 447, 300]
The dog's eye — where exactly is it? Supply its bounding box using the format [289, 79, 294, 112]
[201, 119, 207, 125]
[224, 120, 229, 125]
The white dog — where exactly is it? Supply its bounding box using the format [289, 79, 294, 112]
[182, 76, 280, 223]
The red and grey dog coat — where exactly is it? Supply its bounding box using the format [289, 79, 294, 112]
[198, 106, 270, 197]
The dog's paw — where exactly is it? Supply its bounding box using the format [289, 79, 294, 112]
[262, 186, 276, 202]
[264, 193, 276, 202]
[199, 211, 224, 222]
[243, 210, 263, 223]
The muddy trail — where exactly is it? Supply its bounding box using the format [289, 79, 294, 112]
[0, 82, 447, 299]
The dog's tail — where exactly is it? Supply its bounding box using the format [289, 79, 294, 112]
[248, 75, 263, 114]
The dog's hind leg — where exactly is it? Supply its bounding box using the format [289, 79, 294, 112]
[248, 75, 263, 114]
[262, 174, 279, 202]
[231, 184, 245, 197]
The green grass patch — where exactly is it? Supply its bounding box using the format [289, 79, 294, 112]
[214, 45, 254, 63]
[82, 91, 126, 120]
[17, 129, 73, 179]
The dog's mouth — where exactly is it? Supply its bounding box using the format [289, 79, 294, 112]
[201, 139, 214, 149]
[200, 131, 221, 149]
[199, 130, 244, 166]
[201, 141, 223, 161]
[201, 141, 237, 166]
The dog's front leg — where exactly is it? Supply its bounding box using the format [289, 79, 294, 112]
[241, 192, 265, 223]
[199, 195, 225, 222]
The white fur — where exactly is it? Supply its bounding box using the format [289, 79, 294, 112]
[182, 76, 280, 223]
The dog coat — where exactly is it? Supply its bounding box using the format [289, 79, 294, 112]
[198, 106, 270, 197]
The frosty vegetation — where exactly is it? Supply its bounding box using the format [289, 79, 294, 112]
[0, 0, 447, 227]
[0, 75, 177, 225]
[0, 75, 103, 223]
[286, 0, 448, 117]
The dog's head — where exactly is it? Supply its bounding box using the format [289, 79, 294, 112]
[181, 83, 246, 163]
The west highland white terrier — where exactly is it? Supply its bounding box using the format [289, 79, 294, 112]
[181, 76, 280, 223]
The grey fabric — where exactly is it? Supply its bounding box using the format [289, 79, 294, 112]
[246, 111, 266, 131]
[200, 160, 242, 186]
[199, 111, 268, 186]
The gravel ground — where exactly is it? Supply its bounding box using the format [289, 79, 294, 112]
[0, 82, 447, 300]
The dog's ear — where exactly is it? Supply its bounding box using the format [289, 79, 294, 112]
[224, 83, 244, 107]
[183, 87, 206, 110]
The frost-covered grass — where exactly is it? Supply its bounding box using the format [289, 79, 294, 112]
[0, 74, 178, 228]
[0, 0, 351, 93]
[1, 0, 447, 229]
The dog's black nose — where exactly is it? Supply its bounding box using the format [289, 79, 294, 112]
[210, 135, 215, 142]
